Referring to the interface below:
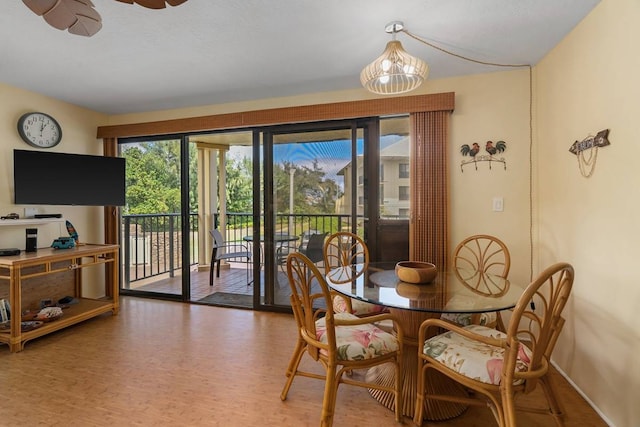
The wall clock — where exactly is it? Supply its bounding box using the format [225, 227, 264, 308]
[17, 112, 63, 149]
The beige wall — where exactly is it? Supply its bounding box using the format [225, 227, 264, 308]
[536, 1, 638, 426]
[2, 0, 635, 423]
[433, 70, 533, 289]
[0, 83, 109, 296]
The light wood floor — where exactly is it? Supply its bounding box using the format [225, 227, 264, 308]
[131, 263, 294, 307]
[0, 297, 606, 426]
[127, 263, 255, 300]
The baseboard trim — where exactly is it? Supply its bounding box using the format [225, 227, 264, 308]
[551, 360, 615, 426]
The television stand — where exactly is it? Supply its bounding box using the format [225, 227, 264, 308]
[0, 244, 119, 352]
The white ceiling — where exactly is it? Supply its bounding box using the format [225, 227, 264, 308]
[0, 0, 600, 115]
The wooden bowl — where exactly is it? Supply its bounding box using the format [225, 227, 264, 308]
[395, 261, 437, 284]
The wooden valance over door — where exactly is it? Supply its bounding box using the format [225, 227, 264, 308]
[97, 93, 454, 138]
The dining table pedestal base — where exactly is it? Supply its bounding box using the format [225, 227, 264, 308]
[366, 308, 468, 421]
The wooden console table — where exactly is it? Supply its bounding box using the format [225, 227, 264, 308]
[0, 244, 119, 352]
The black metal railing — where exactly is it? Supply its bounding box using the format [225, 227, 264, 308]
[122, 212, 362, 285]
[214, 212, 359, 243]
[122, 213, 199, 286]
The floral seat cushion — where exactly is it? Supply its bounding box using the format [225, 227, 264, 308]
[422, 324, 532, 385]
[332, 295, 387, 316]
[316, 312, 399, 361]
[440, 311, 497, 326]
[351, 299, 387, 316]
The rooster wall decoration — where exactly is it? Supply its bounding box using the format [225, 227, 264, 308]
[22, 0, 188, 37]
[460, 140, 507, 172]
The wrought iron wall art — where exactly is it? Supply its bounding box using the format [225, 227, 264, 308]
[569, 129, 610, 178]
[460, 140, 507, 172]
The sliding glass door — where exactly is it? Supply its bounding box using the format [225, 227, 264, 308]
[192, 131, 255, 306]
[119, 136, 194, 300]
[257, 119, 378, 309]
[115, 115, 409, 310]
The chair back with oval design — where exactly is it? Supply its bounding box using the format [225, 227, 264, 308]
[322, 232, 388, 317]
[453, 234, 511, 288]
[444, 235, 511, 328]
[282, 251, 404, 426]
[414, 262, 574, 427]
[323, 231, 369, 284]
[506, 262, 574, 393]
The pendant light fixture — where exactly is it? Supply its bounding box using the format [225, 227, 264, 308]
[360, 21, 429, 95]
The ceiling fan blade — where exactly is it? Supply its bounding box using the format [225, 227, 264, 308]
[23, 0, 102, 36]
[114, 0, 188, 9]
[68, 14, 103, 37]
[22, 0, 57, 15]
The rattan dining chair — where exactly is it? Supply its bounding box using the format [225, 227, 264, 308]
[441, 234, 511, 330]
[414, 262, 574, 427]
[281, 251, 404, 427]
[323, 231, 387, 317]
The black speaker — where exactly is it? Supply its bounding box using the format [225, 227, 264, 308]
[0, 248, 20, 256]
[25, 228, 37, 252]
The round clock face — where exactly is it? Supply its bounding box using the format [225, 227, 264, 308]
[17, 112, 63, 148]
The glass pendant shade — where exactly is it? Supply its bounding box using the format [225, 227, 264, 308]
[360, 40, 429, 95]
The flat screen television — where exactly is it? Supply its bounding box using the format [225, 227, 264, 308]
[14, 149, 126, 206]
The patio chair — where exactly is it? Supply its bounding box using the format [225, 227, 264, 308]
[323, 231, 387, 317]
[281, 251, 404, 426]
[209, 229, 252, 286]
[441, 234, 511, 330]
[276, 231, 326, 273]
[414, 262, 574, 427]
[296, 231, 327, 265]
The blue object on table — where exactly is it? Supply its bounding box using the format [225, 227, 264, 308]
[51, 236, 76, 249]
[66, 220, 79, 243]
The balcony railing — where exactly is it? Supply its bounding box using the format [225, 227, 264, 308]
[122, 212, 361, 286]
[122, 213, 199, 286]
[214, 212, 357, 243]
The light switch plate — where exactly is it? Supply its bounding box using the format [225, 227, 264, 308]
[492, 197, 504, 212]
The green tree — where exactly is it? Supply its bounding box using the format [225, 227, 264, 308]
[225, 155, 253, 213]
[274, 160, 342, 214]
[122, 141, 198, 214]
[122, 141, 340, 219]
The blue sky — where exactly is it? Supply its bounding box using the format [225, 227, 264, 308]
[228, 134, 405, 190]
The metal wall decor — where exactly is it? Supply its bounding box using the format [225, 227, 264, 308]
[460, 140, 507, 172]
[569, 129, 610, 178]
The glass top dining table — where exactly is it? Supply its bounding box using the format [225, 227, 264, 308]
[325, 261, 528, 421]
[325, 261, 525, 315]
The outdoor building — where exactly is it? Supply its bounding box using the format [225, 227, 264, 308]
[336, 136, 410, 218]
